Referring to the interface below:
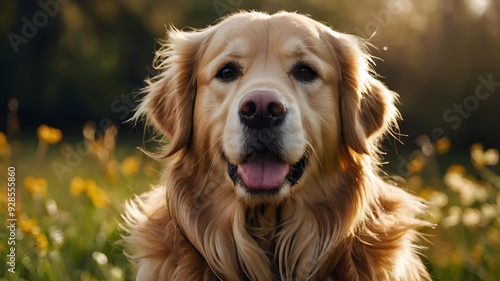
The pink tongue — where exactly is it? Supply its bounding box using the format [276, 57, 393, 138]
[237, 152, 289, 190]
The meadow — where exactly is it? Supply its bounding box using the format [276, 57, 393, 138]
[1, 123, 499, 281]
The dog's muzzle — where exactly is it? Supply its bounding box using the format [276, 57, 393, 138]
[227, 90, 307, 194]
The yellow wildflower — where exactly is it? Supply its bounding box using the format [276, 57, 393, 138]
[84, 178, 98, 191]
[481, 204, 497, 226]
[471, 143, 499, 168]
[435, 137, 451, 155]
[447, 164, 466, 175]
[86, 181, 109, 208]
[106, 160, 119, 183]
[0, 131, 11, 158]
[103, 125, 118, 151]
[69, 177, 109, 208]
[419, 187, 448, 208]
[37, 124, 62, 145]
[69, 176, 87, 196]
[0, 188, 7, 207]
[24, 177, 47, 198]
[441, 206, 462, 228]
[483, 149, 499, 166]
[121, 155, 141, 176]
[35, 233, 49, 254]
[0, 131, 8, 144]
[408, 154, 426, 174]
[462, 208, 481, 228]
[471, 143, 486, 167]
[19, 216, 40, 235]
[444, 168, 488, 206]
[19, 215, 47, 255]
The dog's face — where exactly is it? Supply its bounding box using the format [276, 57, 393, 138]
[196, 13, 337, 203]
[137, 11, 398, 205]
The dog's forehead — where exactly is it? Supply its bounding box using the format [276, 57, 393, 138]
[208, 12, 325, 56]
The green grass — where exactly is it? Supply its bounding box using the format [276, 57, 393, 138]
[1, 128, 499, 280]
[0, 127, 153, 281]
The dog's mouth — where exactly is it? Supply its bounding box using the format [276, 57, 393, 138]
[227, 150, 307, 194]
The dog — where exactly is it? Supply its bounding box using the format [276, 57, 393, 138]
[122, 11, 431, 280]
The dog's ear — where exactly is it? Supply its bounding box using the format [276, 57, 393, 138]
[331, 33, 400, 155]
[133, 28, 210, 157]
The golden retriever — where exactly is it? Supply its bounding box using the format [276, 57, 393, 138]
[122, 11, 430, 281]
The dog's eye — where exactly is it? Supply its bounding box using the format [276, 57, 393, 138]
[216, 63, 240, 82]
[291, 63, 318, 82]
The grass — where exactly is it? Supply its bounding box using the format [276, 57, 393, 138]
[1, 125, 499, 280]
[0, 124, 153, 281]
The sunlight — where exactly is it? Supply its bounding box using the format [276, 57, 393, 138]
[389, 0, 413, 13]
[466, 0, 490, 17]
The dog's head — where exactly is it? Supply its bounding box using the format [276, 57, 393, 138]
[135, 11, 399, 205]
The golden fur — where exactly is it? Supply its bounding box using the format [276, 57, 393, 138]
[122, 11, 430, 280]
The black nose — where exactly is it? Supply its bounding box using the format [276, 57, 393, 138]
[238, 91, 287, 129]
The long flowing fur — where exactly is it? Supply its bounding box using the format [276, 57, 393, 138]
[122, 11, 431, 281]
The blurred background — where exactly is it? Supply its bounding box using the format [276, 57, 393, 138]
[1, 0, 499, 150]
[1, 0, 499, 280]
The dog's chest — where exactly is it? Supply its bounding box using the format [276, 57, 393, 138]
[245, 205, 283, 272]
